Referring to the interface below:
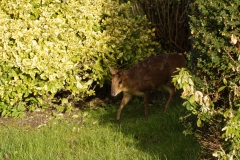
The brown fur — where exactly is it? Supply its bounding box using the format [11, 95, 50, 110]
[110, 53, 186, 121]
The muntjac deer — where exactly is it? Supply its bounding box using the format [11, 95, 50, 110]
[110, 53, 186, 121]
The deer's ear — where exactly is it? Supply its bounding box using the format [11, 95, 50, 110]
[109, 67, 118, 75]
[120, 72, 127, 80]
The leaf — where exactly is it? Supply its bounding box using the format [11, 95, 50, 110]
[218, 86, 226, 92]
[182, 101, 188, 107]
[1, 110, 7, 117]
[223, 78, 227, 85]
[186, 102, 192, 111]
[230, 34, 237, 45]
[197, 118, 202, 127]
[17, 104, 26, 112]
[61, 98, 68, 105]
[189, 95, 195, 104]
[72, 114, 79, 118]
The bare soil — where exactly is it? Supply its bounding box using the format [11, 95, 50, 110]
[0, 109, 60, 129]
[0, 97, 109, 129]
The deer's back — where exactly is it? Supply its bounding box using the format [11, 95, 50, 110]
[124, 53, 186, 92]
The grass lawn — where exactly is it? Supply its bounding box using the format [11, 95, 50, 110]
[0, 95, 200, 160]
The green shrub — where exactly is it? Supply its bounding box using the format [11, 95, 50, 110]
[173, 0, 239, 159]
[101, 1, 160, 69]
[0, 0, 159, 117]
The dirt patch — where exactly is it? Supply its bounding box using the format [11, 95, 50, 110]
[197, 125, 222, 160]
[0, 109, 56, 129]
[0, 97, 111, 129]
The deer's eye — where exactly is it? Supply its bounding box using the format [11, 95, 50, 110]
[118, 80, 122, 85]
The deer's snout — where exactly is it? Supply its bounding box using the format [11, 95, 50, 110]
[111, 90, 117, 97]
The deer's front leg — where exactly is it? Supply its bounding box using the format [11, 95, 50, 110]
[116, 92, 132, 121]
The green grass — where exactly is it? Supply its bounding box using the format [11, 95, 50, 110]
[0, 97, 200, 160]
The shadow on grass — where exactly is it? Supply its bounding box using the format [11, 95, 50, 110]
[94, 92, 201, 160]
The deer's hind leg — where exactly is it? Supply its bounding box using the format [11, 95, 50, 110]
[162, 84, 175, 112]
[143, 91, 150, 120]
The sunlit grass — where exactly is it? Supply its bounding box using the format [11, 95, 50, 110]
[0, 96, 200, 160]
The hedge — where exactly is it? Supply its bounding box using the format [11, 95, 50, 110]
[0, 0, 159, 117]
